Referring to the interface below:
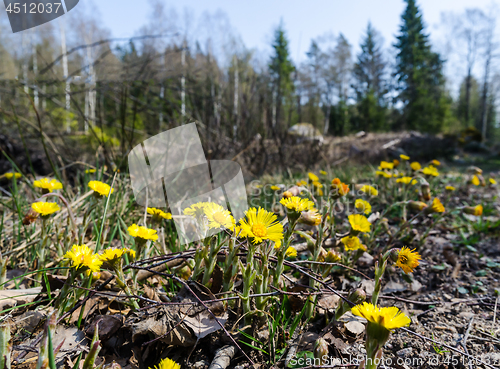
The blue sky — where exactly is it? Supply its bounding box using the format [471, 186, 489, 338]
[91, 0, 495, 64]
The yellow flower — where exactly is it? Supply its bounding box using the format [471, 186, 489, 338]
[490, 178, 497, 185]
[88, 180, 114, 197]
[85, 169, 96, 174]
[341, 235, 367, 251]
[285, 246, 297, 258]
[358, 184, 378, 196]
[472, 175, 480, 186]
[320, 170, 327, 175]
[348, 214, 371, 233]
[64, 244, 102, 273]
[351, 302, 411, 331]
[150, 357, 181, 369]
[427, 198, 445, 214]
[464, 205, 483, 216]
[282, 190, 293, 199]
[331, 178, 350, 197]
[270, 185, 280, 191]
[393, 159, 400, 167]
[422, 165, 439, 177]
[31, 202, 60, 216]
[410, 162, 421, 171]
[127, 249, 136, 259]
[147, 207, 172, 220]
[400, 154, 410, 160]
[204, 202, 235, 230]
[431, 160, 441, 166]
[308, 172, 319, 182]
[239, 207, 284, 244]
[99, 248, 126, 263]
[34, 178, 63, 193]
[183, 202, 208, 218]
[4, 172, 21, 180]
[299, 208, 322, 226]
[396, 177, 413, 184]
[379, 161, 394, 170]
[445, 185, 456, 191]
[395, 246, 421, 274]
[280, 196, 315, 213]
[312, 181, 323, 188]
[376, 171, 392, 179]
[128, 224, 158, 241]
[355, 199, 371, 215]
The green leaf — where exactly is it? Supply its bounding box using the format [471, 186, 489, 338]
[457, 287, 468, 295]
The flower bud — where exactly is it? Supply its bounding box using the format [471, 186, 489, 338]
[335, 288, 366, 320]
[420, 180, 431, 201]
[348, 288, 367, 305]
[285, 186, 301, 197]
[408, 200, 428, 212]
[313, 338, 329, 364]
[325, 250, 341, 263]
[463, 205, 483, 216]
[299, 209, 322, 226]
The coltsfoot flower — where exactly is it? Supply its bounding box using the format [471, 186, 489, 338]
[31, 202, 60, 217]
[308, 172, 319, 181]
[357, 184, 378, 196]
[183, 202, 208, 218]
[280, 196, 315, 213]
[396, 177, 414, 185]
[147, 207, 172, 220]
[395, 246, 421, 274]
[376, 171, 392, 179]
[355, 199, 371, 215]
[352, 302, 411, 332]
[88, 180, 114, 197]
[85, 169, 96, 174]
[4, 172, 21, 180]
[270, 185, 280, 191]
[341, 235, 367, 251]
[128, 224, 158, 242]
[285, 246, 297, 258]
[34, 178, 63, 193]
[331, 178, 350, 198]
[150, 357, 180, 369]
[204, 202, 235, 230]
[445, 185, 456, 191]
[378, 161, 394, 170]
[348, 214, 371, 233]
[463, 205, 483, 216]
[410, 162, 421, 171]
[431, 159, 441, 166]
[489, 178, 497, 185]
[64, 244, 102, 273]
[239, 207, 284, 244]
[426, 198, 445, 214]
[400, 154, 410, 160]
[422, 165, 439, 177]
[99, 247, 126, 263]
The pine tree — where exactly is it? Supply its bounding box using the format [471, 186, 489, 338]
[394, 0, 449, 133]
[269, 22, 295, 133]
[352, 22, 387, 131]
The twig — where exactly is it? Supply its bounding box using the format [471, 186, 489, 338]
[208, 345, 236, 369]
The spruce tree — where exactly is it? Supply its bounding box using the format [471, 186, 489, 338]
[352, 22, 387, 131]
[269, 22, 295, 132]
[394, 0, 449, 132]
